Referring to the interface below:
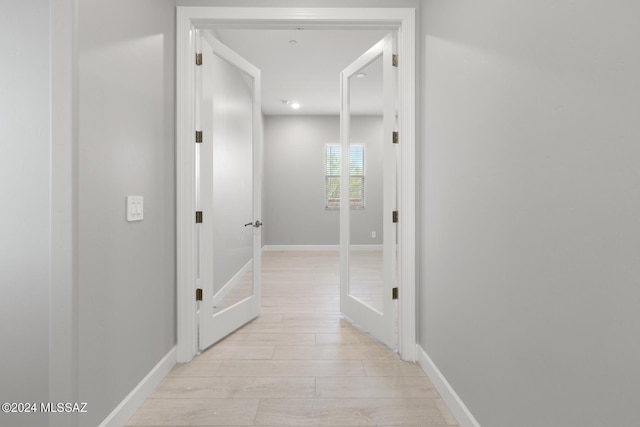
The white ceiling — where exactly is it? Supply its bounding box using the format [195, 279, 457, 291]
[214, 28, 389, 116]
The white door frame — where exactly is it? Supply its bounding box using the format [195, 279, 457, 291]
[176, 6, 417, 363]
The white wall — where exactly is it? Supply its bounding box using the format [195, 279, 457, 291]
[76, 0, 176, 425]
[0, 2, 51, 425]
[420, 1, 640, 426]
[264, 115, 384, 246]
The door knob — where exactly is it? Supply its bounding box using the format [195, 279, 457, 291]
[244, 220, 263, 228]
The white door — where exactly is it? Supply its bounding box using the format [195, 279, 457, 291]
[195, 31, 262, 351]
[340, 33, 398, 349]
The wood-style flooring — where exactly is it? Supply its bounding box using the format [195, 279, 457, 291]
[126, 250, 459, 426]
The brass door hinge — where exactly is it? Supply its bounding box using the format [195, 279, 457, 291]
[392, 131, 399, 144]
[195, 53, 202, 66]
[196, 288, 203, 301]
[392, 54, 398, 67]
[392, 211, 398, 223]
[392, 287, 399, 300]
[195, 211, 203, 224]
[195, 130, 203, 143]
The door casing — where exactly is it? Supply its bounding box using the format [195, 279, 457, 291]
[176, 6, 417, 363]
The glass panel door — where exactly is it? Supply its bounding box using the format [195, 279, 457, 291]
[348, 54, 385, 314]
[196, 31, 262, 351]
[340, 33, 397, 350]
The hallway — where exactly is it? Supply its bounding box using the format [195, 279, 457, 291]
[127, 251, 458, 426]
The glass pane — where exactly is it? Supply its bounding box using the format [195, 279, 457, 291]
[348, 53, 384, 313]
[349, 146, 365, 208]
[326, 176, 340, 208]
[203, 51, 255, 314]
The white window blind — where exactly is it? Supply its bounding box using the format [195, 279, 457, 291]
[325, 144, 365, 209]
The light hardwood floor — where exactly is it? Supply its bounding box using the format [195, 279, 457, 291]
[127, 250, 459, 426]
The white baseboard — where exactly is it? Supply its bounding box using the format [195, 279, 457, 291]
[262, 244, 383, 251]
[99, 346, 176, 427]
[349, 244, 383, 251]
[263, 245, 339, 251]
[416, 344, 481, 427]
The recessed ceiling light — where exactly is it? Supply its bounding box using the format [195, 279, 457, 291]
[289, 39, 298, 45]
[291, 102, 301, 110]
[356, 73, 367, 78]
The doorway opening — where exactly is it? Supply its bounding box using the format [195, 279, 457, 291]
[177, 7, 417, 363]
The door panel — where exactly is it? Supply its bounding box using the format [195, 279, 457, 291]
[348, 54, 384, 315]
[196, 31, 262, 351]
[340, 33, 397, 350]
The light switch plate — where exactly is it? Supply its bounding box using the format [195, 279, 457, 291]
[126, 196, 144, 222]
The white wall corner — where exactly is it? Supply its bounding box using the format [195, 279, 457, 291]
[98, 347, 176, 427]
[417, 344, 481, 427]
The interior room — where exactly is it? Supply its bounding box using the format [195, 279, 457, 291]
[211, 26, 394, 323]
[140, 25, 423, 425]
[2, 1, 640, 427]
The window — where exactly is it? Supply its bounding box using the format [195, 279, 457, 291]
[325, 144, 365, 209]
